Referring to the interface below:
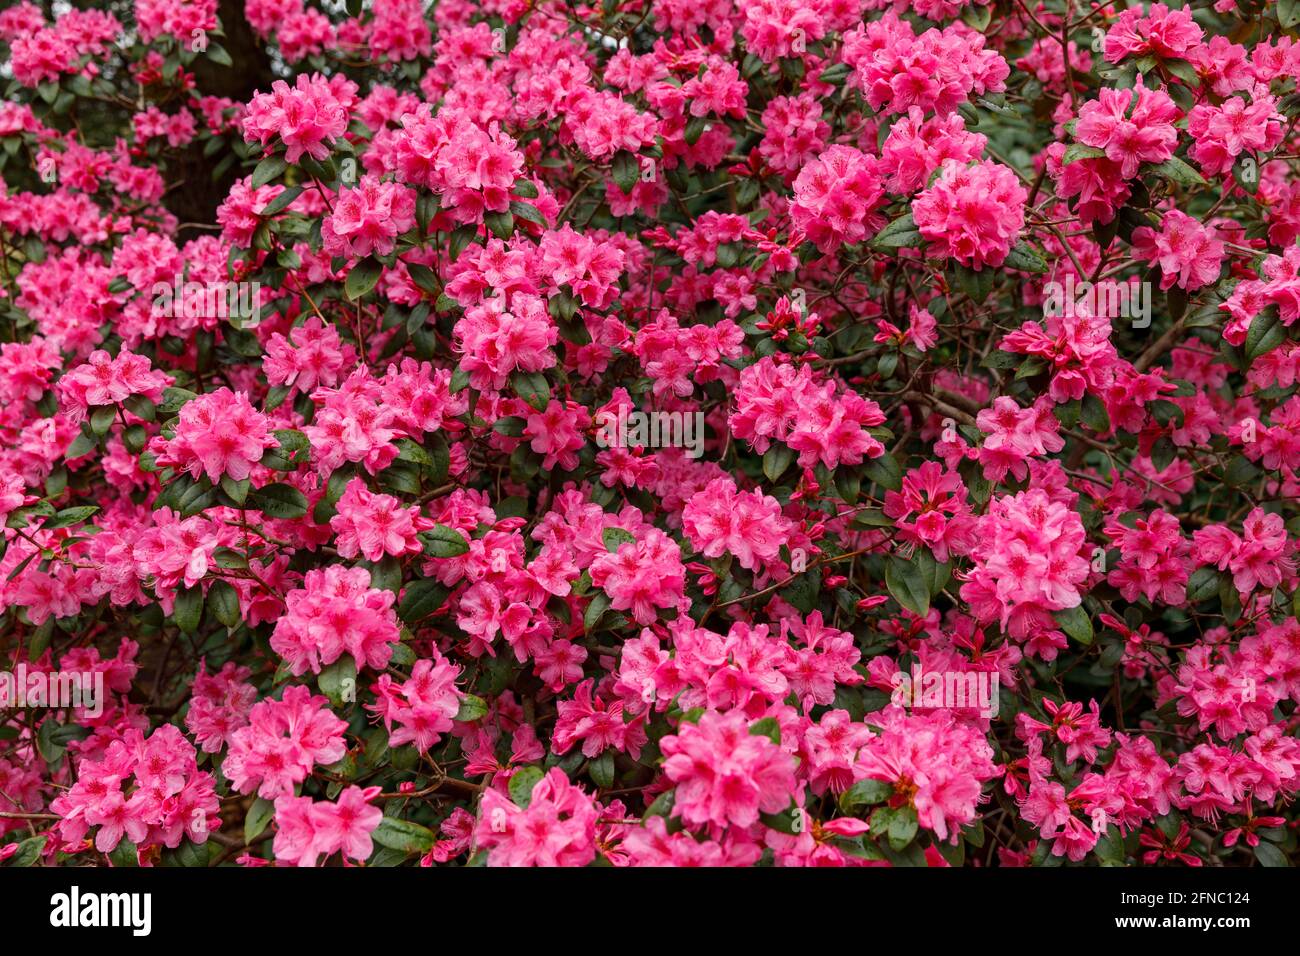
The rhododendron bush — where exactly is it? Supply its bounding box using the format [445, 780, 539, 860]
[2, 0, 1300, 871]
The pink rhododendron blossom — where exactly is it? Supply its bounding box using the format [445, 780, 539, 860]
[4, 0, 1299, 878]
[913, 159, 1027, 269]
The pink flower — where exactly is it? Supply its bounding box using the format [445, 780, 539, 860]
[368, 654, 464, 754]
[524, 399, 588, 472]
[453, 294, 557, 392]
[242, 72, 352, 165]
[57, 348, 172, 426]
[1074, 82, 1180, 180]
[883, 461, 978, 562]
[588, 527, 686, 625]
[271, 566, 402, 675]
[790, 145, 885, 254]
[659, 709, 797, 831]
[474, 767, 598, 866]
[185, 661, 257, 754]
[273, 785, 382, 866]
[330, 477, 434, 561]
[1131, 210, 1225, 291]
[1187, 94, 1284, 178]
[842, 13, 1009, 118]
[682, 477, 793, 571]
[1103, 3, 1204, 64]
[913, 159, 1027, 269]
[960, 488, 1091, 659]
[729, 357, 887, 470]
[858, 707, 1000, 841]
[225, 685, 348, 799]
[322, 175, 416, 259]
[262, 316, 356, 394]
[50, 725, 219, 853]
[150, 388, 277, 482]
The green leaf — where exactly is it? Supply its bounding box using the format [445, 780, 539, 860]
[510, 370, 551, 411]
[262, 429, 310, 471]
[372, 817, 435, 855]
[344, 257, 383, 301]
[1254, 841, 1289, 867]
[318, 655, 358, 708]
[251, 154, 287, 189]
[960, 2, 991, 30]
[485, 210, 515, 239]
[7, 500, 54, 529]
[123, 394, 156, 422]
[1149, 156, 1207, 188]
[1222, 454, 1260, 488]
[915, 548, 951, 597]
[90, 404, 117, 436]
[952, 263, 996, 303]
[246, 483, 308, 519]
[1245, 308, 1285, 363]
[44, 505, 99, 529]
[583, 591, 612, 632]
[839, 778, 893, 813]
[260, 184, 302, 216]
[220, 475, 250, 506]
[1003, 242, 1048, 274]
[644, 790, 675, 820]
[6, 835, 46, 867]
[1054, 604, 1093, 645]
[763, 444, 795, 482]
[109, 840, 139, 867]
[491, 416, 526, 438]
[65, 432, 96, 459]
[398, 578, 449, 623]
[173, 584, 204, 634]
[205, 42, 233, 67]
[1062, 143, 1107, 165]
[244, 798, 274, 843]
[749, 716, 781, 745]
[1095, 824, 1126, 865]
[363, 555, 402, 593]
[602, 527, 636, 552]
[207, 579, 241, 627]
[760, 804, 804, 835]
[611, 151, 639, 195]
[1185, 566, 1220, 603]
[1279, 0, 1300, 29]
[159, 386, 198, 415]
[406, 262, 441, 297]
[509, 766, 545, 809]
[885, 556, 930, 616]
[684, 116, 708, 146]
[1081, 393, 1111, 433]
[862, 452, 903, 492]
[853, 508, 896, 528]
[589, 750, 615, 788]
[455, 694, 488, 722]
[510, 200, 545, 226]
[423, 524, 470, 558]
[887, 805, 919, 851]
[869, 212, 924, 251]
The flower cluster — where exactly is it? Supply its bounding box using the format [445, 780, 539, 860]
[1, 0, 1298, 874]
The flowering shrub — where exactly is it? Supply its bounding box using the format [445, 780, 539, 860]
[1, 0, 1300, 870]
